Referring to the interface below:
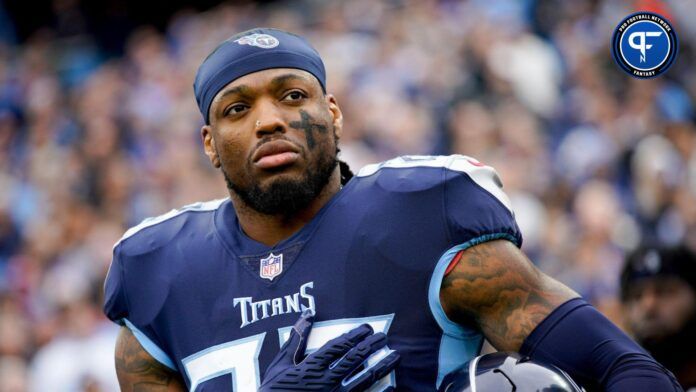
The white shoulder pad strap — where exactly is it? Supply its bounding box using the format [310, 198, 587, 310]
[357, 155, 513, 213]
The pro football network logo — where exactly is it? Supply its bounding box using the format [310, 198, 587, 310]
[260, 253, 283, 280]
[235, 33, 279, 49]
[611, 12, 678, 78]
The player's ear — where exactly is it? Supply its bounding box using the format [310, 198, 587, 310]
[325, 94, 343, 139]
[201, 125, 221, 168]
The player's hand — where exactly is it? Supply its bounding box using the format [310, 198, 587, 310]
[259, 311, 400, 391]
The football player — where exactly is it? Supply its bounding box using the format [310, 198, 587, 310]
[104, 28, 681, 391]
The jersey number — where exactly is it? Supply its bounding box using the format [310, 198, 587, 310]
[182, 314, 395, 392]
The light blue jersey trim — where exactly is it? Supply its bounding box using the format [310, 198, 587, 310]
[428, 233, 518, 335]
[428, 233, 519, 388]
[123, 319, 177, 371]
[437, 334, 483, 389]
[181, 333, 266, 392]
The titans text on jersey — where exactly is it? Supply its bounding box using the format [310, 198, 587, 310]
[103, 155, 522, 391]
[234, 281, 315, 328]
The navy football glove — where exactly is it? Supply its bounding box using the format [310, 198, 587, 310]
[260, 312, 400, 391]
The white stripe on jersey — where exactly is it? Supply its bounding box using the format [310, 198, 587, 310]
[356, 155, 514, 214]
[114, 198, 228, 248]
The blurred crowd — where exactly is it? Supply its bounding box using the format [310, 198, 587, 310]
[0, 0, 695, 390]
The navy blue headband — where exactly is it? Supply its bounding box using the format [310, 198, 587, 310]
[194, 28, 327, 124]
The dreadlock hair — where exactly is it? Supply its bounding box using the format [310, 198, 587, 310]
[339, 160, 353, 185]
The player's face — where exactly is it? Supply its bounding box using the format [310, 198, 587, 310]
[202, 68, 343, 215]
[624, 276, 696, 343]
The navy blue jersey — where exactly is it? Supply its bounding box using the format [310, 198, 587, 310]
[104, 155, 522, 391]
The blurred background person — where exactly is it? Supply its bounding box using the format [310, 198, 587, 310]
[620, 245, 696, 390]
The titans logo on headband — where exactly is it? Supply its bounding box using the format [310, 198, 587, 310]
[235, 33, 280, 49]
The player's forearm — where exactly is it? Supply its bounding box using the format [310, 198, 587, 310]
[115, 327, 187, 392]
[520, 298, 682, 391]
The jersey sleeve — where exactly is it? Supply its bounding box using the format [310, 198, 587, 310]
[427, 156, 523, 384]
[103, 243, 177, 371]
[104, 245, 128, 324]
[443, 156, 522, 248]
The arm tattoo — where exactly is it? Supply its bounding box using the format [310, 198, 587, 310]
[115, 327, 186, 392]
[440, 240, 578, 351]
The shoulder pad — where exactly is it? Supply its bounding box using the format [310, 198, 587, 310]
[114, 198, 227, 255]
[357, 155, 512, 212]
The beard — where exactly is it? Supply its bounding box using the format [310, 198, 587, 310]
[639, 312, 696, 372]
[222, 139, 338, 216]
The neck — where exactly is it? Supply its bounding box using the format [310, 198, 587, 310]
[231, 168, 342, 246]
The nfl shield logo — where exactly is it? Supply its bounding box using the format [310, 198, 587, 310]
[260, 253, 283, 281]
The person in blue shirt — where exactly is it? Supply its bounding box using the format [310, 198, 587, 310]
[104, 28, 681, 391]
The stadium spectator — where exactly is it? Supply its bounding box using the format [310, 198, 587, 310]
[621, 245, 696, 390]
